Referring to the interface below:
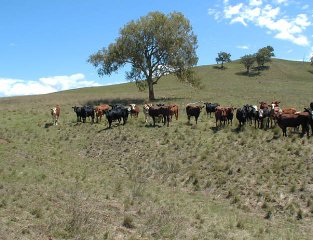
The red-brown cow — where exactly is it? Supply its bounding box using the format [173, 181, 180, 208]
[169, 104, 179, 121]
[215, 106, 227, 127]
[95, 104, 110, 123]
[276, 112, 309, 137]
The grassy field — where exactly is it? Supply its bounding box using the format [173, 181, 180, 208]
[1, 59, 313, 239]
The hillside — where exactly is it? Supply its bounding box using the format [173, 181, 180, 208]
[1, 59, 313, 239]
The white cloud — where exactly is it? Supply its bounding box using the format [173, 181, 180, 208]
[0, 73, 101, 97]
[237, 45, 249, 49]
[210, 1, 312, 47]
[249, 0, 262, 6]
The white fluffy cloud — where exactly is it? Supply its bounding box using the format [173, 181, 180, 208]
[0, 73, 101, 97]
[210, 0, 312, 47]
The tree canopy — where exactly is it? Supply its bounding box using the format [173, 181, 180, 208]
[215, 51, 231, 69]
[88, 11, 199, 100]
[256, 46, 275, 69]
[240, 54, 256, 74]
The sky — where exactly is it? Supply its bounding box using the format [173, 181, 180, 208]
[0, 0, 312, 97]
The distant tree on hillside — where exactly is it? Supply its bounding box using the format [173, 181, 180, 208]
[256, 46, 275, 69]
[311, 55, 313, 65]
[215, 52, 231, 69]
[240, 54, 256, 74]
[88, 11, 199, 101]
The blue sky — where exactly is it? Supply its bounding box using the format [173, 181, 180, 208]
[0, 0, 312, 97]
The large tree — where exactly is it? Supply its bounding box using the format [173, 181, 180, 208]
[240, 54, 256, 74]
[88, 11, 199, 100]
[215, 51, 231, 69]
[256, 46, 275, 69]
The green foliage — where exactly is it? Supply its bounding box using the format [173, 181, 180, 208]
[256, 46, 275, 69]
[215, 51, 231, 69]
[88, 11, 199, 100]
[240, 54, 256, 73]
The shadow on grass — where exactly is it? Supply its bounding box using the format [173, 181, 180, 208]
[44, 123, 54, 128]
[144, 124, 163, 128]
[212, 66, 227, 70]
[235, 71, 260, 77]
[308, 70, 313, 75]
[84, 97, 186, 106]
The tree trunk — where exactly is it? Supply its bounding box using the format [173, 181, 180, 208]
[148, 79, 155, 101]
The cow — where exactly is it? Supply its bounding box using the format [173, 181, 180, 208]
[95, 104, 110, 123]
[204, 103, 220, 118]
[215, 106, 227, 127]
[105, 105, 129, 128]
[304, 102, 313, 135]
[148, 105, 170, 127]
[281, 108, 297, 114]
[51, 105, 60, 125]
[276, 112, 309, 137]
[236, 106, 248, 128]
[258, 102, 270, 129]
[143, 103, 153, 123]
[269, 101, 281, 127]
[169, 104, 179, 121]
[72, 106, 95, 123]
[225, 107, 236, 125]
[128, 104, 140, 118]
[186, 104, 203, 124]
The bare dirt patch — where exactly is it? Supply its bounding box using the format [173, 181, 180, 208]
[0, 138, 9, 144]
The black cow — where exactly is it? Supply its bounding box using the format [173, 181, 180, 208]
[304, 103, 313, 135]
[186, 105, 203, 124]
[236, 106, 248, 128]
[148, 106, 170, 127]
[204, 103, 220, 118]
[105, 105, 128, 128]
[72, 106, 95, 123]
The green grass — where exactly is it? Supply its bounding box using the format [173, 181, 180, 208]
[1, 59, 313, 239]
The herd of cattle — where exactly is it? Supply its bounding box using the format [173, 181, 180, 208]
[50, 101, 313, 137]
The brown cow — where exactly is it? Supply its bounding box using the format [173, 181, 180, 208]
[215, 107, 226, 127]
[276, 112, 309, 137]
[95, 104, 110, 123]
[281, 108, 297, 114]
[51, 105, 60, 126]
[148, 105, 170, 127]
[169, 104, 179, 121]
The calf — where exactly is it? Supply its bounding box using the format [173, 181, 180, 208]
[186, 104, 203, 124]
[204, 103, 220, 118]
[95, 104, 110, 123]
[148, 105, 170, 127]
[276, 112, 309, 137]
[105, 105, 129, 128]
[51, 105, 60, 125]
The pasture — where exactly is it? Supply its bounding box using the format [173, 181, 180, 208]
[1, 59, 313, 239]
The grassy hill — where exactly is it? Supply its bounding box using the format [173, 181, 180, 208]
[1, 59, 313, 239]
